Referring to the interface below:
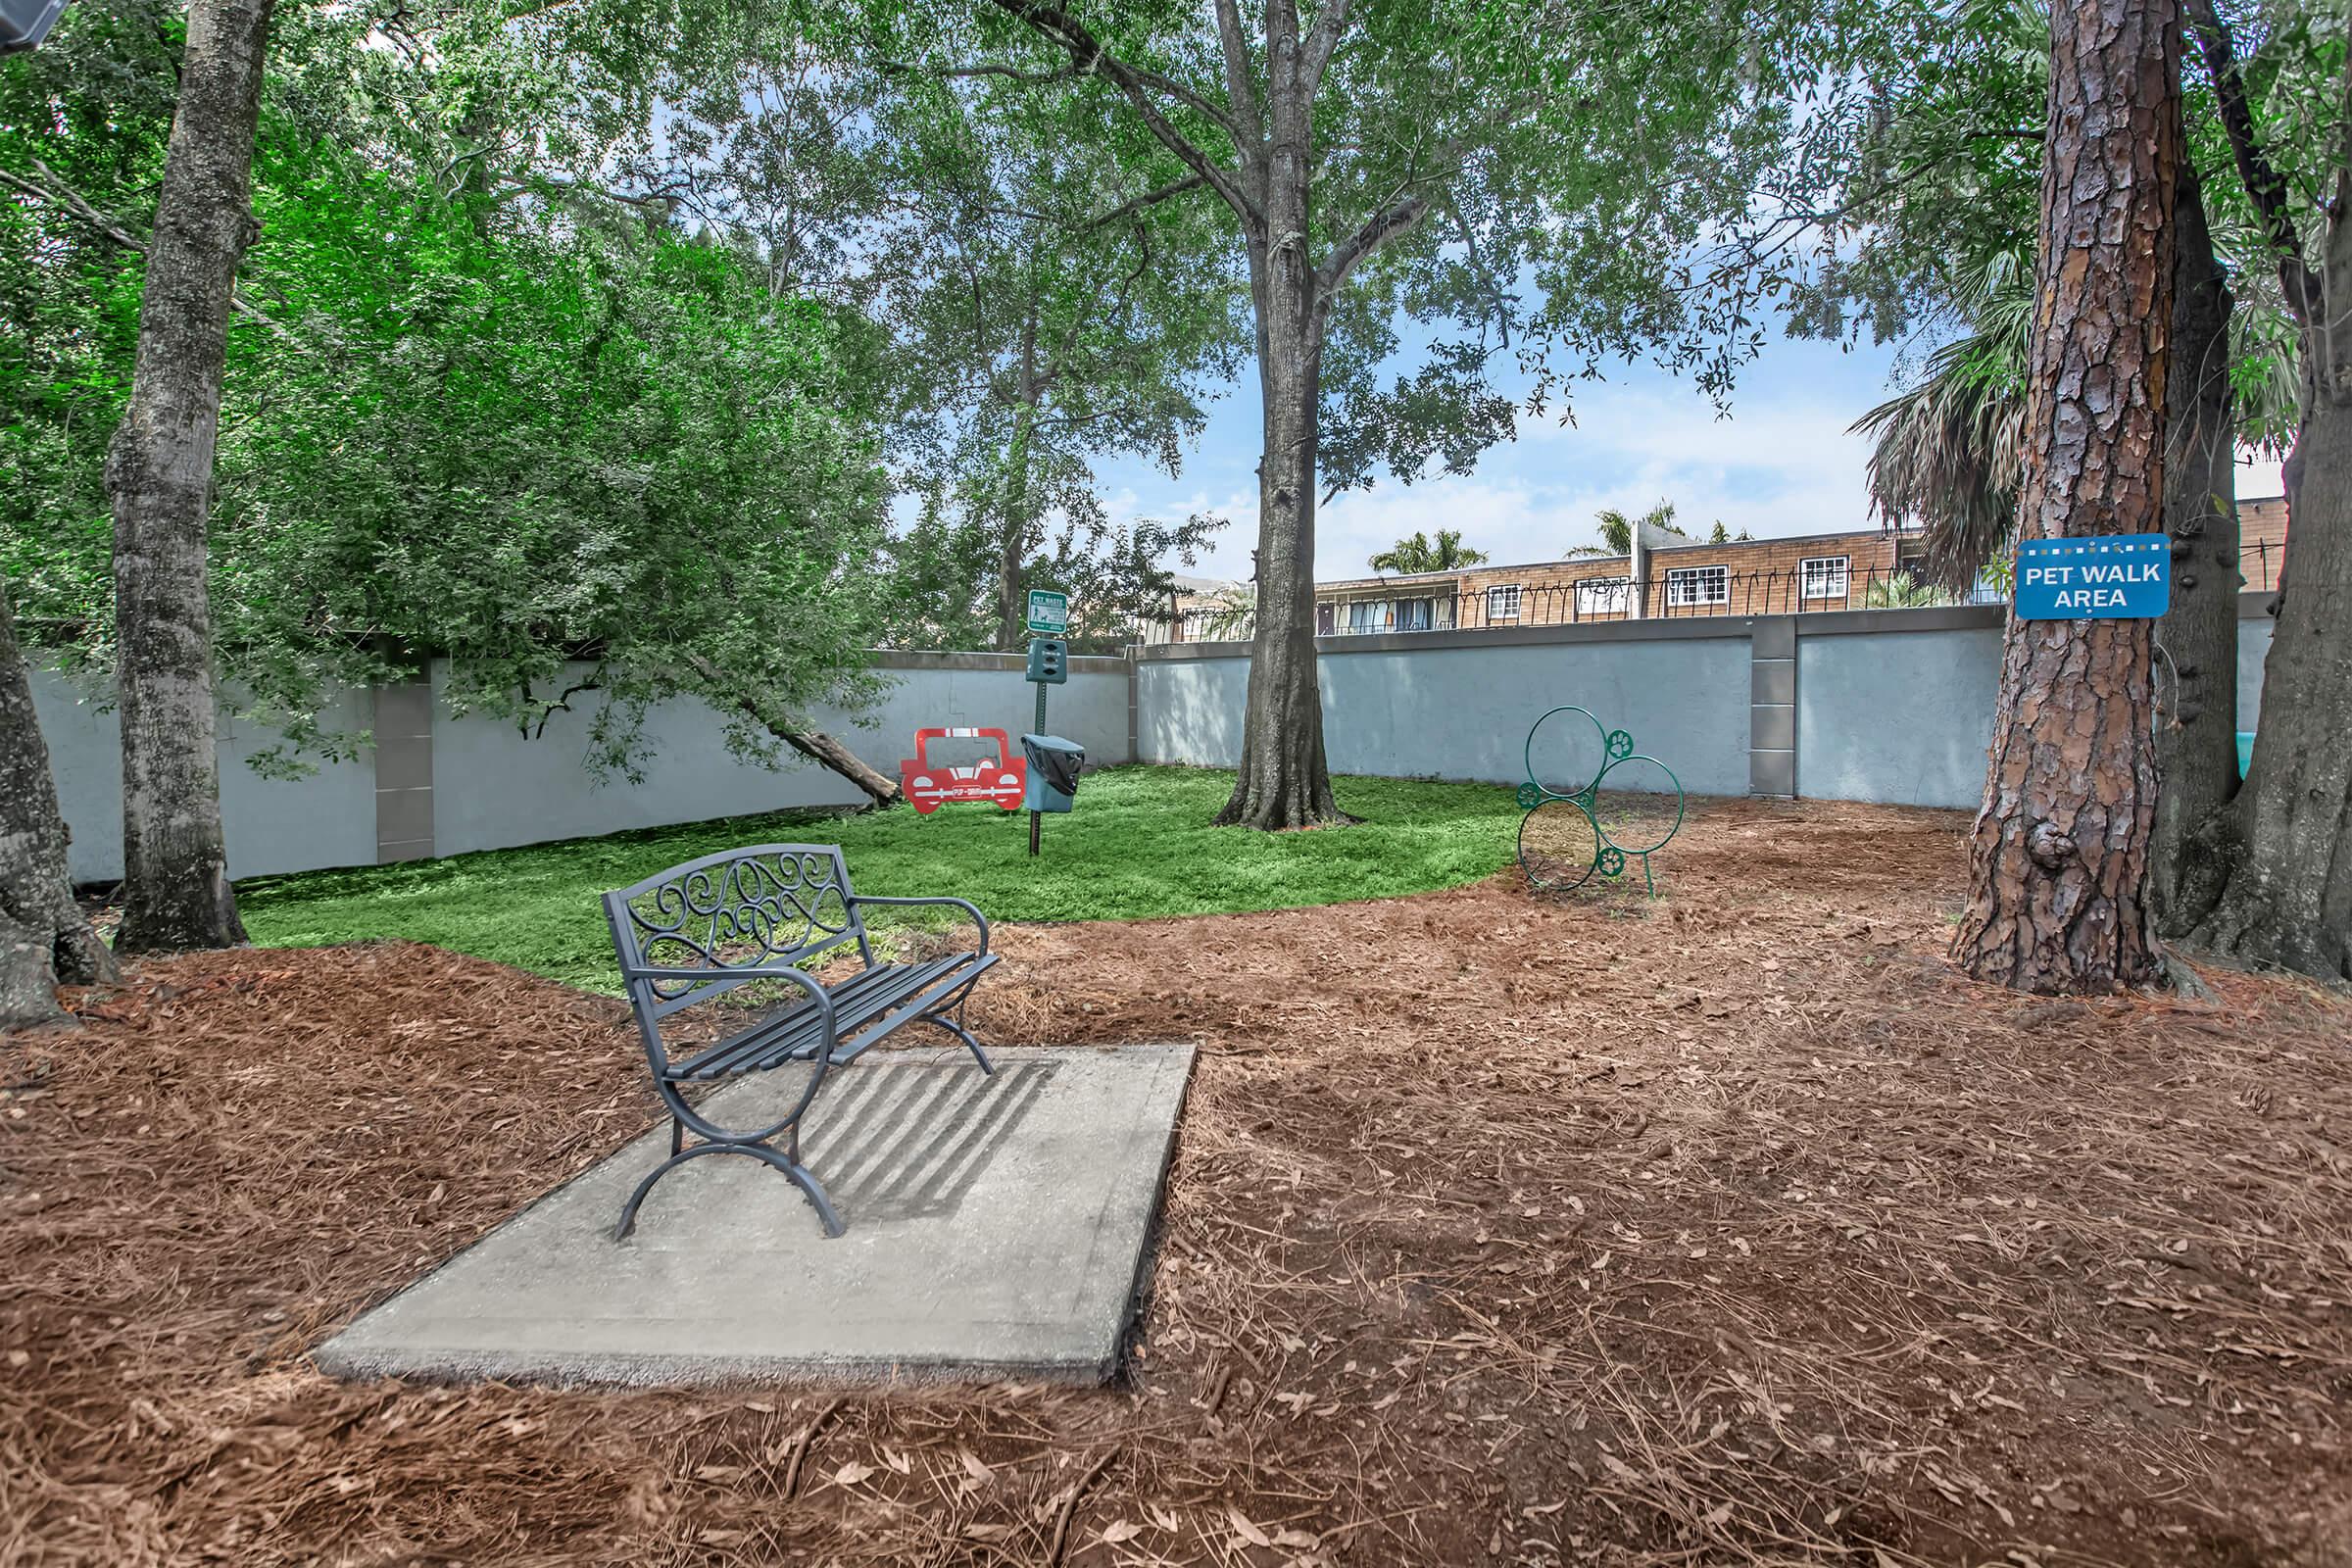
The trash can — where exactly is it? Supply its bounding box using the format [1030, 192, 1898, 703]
[1019, 734, 1085, 813]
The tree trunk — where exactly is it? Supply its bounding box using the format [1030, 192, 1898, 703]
[781, 728, 905, 809]
[2179, 351, 2352, 978]
[1215, 52, 1349, 830]
[2151, 164, 2243, 928]
[993, 384, 1040, 653]
[105, 0, 274, 955]
[2167, 15, 2352, 980]
[1951, 0, 2177, 993]
[1, 573, 121, 1030]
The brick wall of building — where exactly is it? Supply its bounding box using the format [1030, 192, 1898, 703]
[2241, 495, 2286, 591]
[1309, 528, 1914, 633]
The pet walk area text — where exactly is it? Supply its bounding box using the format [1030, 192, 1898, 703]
[2013, 533, 2172, 619]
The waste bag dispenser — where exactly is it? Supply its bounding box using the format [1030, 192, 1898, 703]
[1019, 734, 1085, 813]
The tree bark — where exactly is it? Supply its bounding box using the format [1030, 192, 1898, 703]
[1, 574, 121, 1030]
[2150, 164, 2243, 928]
[1952, 0, 2177, 993]
[105, 0, 274, 955]
[1215, 11, 1352, 829]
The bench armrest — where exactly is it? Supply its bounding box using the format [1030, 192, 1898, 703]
[846, 894, 990, 956]
[621, 961, 839, 1041]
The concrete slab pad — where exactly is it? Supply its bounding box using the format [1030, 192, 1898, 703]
[316, 1043, 1193, 1388]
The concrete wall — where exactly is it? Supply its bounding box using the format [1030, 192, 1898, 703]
[39, 653, 1130, 886]
[433, 652, 1131, 858]
[34, 597, 2283, 886]
[38, 669, 379, 886]
[1140, 622, 1753, 796]
[2238, 605, 2274, 729]
[1797, 620, 2006, 808]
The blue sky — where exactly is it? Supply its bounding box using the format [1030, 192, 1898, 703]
[1094, 331, 1909, 583]
[1094, 331, 2289, 584]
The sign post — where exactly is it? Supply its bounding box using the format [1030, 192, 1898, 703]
[1022, 592, 1071, 857]
[2013, 535, 2171, 620]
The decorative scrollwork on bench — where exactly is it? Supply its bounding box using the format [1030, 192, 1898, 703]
[618, 848, 856, 996]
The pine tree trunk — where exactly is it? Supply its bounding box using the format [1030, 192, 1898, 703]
[1, 573, 121, 1030]
[1952, 0, 2177, 993]
[105, 0, 273, 955]
[2151, 165, 2243, 928]
[1215, 62, 1349, 831]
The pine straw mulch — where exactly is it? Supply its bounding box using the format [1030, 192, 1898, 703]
[4, 798, 2350, 1568]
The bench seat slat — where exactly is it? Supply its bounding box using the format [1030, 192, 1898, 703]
[737, 955, 976, 1073]
[663, 954, 982, 1082]
[821, 952, 1003, 1066]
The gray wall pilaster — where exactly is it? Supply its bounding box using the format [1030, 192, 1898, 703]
[373, 679, 435, 862]
[1749, 617, 1796, 797]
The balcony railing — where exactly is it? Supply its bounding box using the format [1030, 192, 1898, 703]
[1158, 565, 1977, 643]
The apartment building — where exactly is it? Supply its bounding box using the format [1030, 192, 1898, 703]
[1150, 496, 2288, 644]
[1311, 525, 1913, 636]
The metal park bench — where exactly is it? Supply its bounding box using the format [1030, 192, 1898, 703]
[602, 844, 998, 1241]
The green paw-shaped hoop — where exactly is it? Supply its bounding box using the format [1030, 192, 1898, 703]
[1514, 709, 1687, 898]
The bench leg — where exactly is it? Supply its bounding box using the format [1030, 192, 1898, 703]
[917, 1010, 994, 1075]
[613, 1139, 846, 1242]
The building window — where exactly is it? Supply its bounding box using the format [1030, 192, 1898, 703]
[1575, 576, 1632, 616]
[1486, 584, 1523, 620]
[1800, 556, 1850, 600]
[1396, 598, 1434, 632]
[1666, 565, 1729, 608]
[1346, 599, 1390, 634]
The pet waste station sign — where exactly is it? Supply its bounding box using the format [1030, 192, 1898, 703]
[1025, 589, 1069, 635]
[2014, 534, 2170, 619]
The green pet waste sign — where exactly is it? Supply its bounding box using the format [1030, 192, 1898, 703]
[2014, 534, 2170, 618]
[1025, 589, 1069, 636]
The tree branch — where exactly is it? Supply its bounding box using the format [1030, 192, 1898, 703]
[678, 651, 901, 807]
[1211, 0, 1263, 153]
[1300, 0, 1353, 94]
[983, 0, 1261, 227]
[1316, 195, 1428, 298]
[3, 163, 291, 337]
[2184, 0, 2320, 317]
[1082, 172, 1208, 229]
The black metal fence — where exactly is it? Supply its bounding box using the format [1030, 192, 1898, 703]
[1151, 564, 1996, 645]
[2241, 537, 2285, 594]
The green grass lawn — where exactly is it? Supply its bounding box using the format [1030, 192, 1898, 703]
[238, 765, 1517, 992]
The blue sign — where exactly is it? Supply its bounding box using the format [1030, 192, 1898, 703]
[2014, 534, 2170, 619]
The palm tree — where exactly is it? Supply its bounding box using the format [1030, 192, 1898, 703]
[1861, 570, 1955, 610]
[1850, 247, 2034, 592]
[1568, 500, 1682, 558]
[1369, 529, 1488, 575]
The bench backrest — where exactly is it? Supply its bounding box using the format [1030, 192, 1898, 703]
[604, 844, 870, 1020]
